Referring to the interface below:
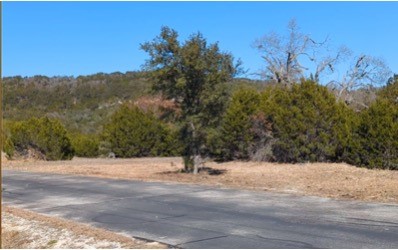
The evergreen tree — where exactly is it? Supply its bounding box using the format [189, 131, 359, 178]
[141, 26, 242, 173]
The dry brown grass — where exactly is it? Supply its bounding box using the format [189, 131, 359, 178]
[3, 157, 398, 204]
[1, 206, 168, 249]
[1, 228, 29, 249]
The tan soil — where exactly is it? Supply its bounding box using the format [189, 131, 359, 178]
[1, 206, 168, 249]
[1, 151, 9, 163]
[3, 157, 398, 204]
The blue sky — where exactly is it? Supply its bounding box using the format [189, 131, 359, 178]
[3, 2, 398, 79]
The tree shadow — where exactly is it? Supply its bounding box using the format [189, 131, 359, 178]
[159, 166, 227, 176]
[199, 167, 227, 176]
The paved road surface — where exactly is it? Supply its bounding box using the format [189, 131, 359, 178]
[2, 170, 398, 248]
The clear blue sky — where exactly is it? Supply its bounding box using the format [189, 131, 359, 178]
[3, 1, 398, 79]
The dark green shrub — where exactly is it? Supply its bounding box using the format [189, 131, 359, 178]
[344, 80, 398, 170]
[347, 100, 398, 170]
[260, 80, 354, 163]
[102, 105, 181, 157]
[70, 133, 100, 158]
[8, 117, 74, 160]
[218, 86, 261, 160]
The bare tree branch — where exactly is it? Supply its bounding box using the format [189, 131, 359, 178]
[254, 19, 392, 107]
[253, 18, 339, 86]
[335, 55, 391, 103]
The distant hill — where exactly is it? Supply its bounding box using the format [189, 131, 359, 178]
[2, 72, 151, 133]
[2, 72, 266, 134]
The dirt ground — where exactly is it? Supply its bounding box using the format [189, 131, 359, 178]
[3, 157, 398, 204]
[1, 206, 167, 249]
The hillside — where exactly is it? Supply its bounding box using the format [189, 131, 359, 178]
[2, 72, 264, 134]
[3, 72, 151, 134]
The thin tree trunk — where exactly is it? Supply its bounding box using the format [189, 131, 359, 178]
[183, 155, 193, 173]
[193, 154, 201, 174]
[189, 121, 202, 174]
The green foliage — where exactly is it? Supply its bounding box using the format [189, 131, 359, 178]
[218, 86, 261, 160]
[102, 105, 181, 158]
[8, 117, 74, 160]
[3, 138, 15, 158]
[378, 78, 398, 103]
[346, 83, 398, 169]
[70, 133, 100, 158]
[141, 26, 241, 172]
[261, 80, 354, 163]
[2, 123, 15, 158]
[359, 100, 398, 169]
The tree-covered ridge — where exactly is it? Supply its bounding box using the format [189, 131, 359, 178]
[2, 71, 150, 133]
[2, 72, 263, 133]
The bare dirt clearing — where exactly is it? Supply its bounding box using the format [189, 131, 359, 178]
[1, 206, 167, 249]
[3, 157, 398, 204]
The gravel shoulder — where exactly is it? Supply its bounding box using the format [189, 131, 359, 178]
[1, 206, 168, 249]
[3, 157, 398, 204]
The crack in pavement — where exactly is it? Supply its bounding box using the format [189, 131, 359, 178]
[176, 235, 228, 247]
[320, 219, 398, 229]
[253, 234, 316, 249]
[345, 217, 398, 226]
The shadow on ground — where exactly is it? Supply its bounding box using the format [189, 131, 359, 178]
[159, 167, 227, 176]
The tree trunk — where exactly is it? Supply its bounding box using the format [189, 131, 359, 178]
[193, 154, 202, 174]
[183, 155, 194, 172]
[189, 121, 202, 174]
[183, 154, 201, 174]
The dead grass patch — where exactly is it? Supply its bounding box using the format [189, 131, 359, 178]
[1, 206, 168, 249]
[1, 228, 31, 249]
[3, 157, 398, 204]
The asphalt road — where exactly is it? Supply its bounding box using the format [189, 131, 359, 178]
[2, 170, 398, 248]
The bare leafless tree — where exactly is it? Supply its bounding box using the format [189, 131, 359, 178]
[312, 45, 351, 83]
[254, 19, 392, 107]
[328, 55, 391, 105]
[253, 19, 336, 86]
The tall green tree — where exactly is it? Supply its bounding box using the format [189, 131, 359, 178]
[141, 26, 242, 173]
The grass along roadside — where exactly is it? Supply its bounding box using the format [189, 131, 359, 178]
[1, 206, 168, 249]
[3, 157, 398, 204]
